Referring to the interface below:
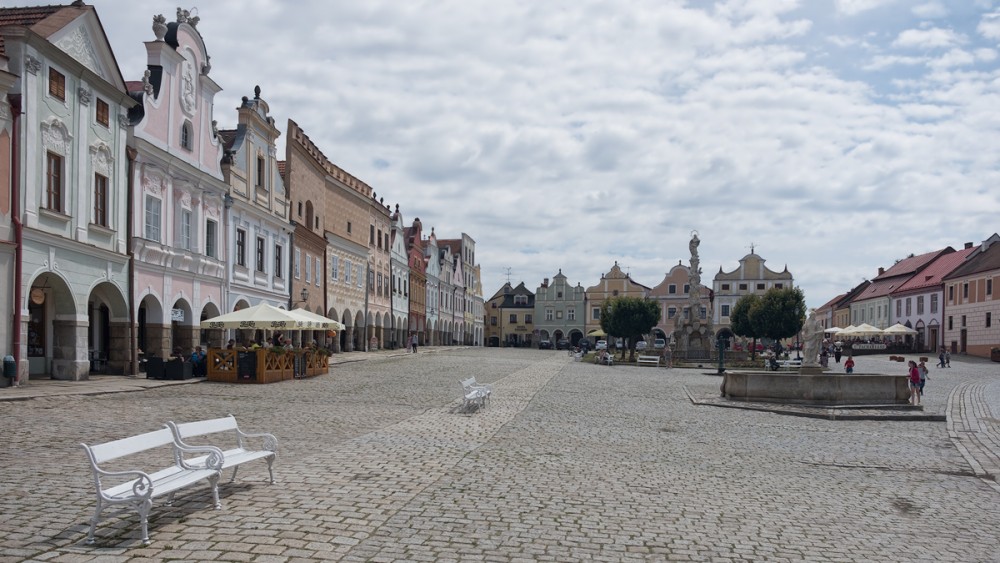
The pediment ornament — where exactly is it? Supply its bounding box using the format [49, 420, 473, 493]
[142, 168, 165, 195]
[40, 118, 71, 154]
[55, 27, 101, 77]
[90, 143, 113, 176]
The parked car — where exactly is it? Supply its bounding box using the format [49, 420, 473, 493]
[539, 339, 553, 350]
[614, 338, 624, 348]
[556, 339, 570, 350]
[653, 338, 666, 350]
[595, 340, 608, 350]
[635, 340, 647, 351]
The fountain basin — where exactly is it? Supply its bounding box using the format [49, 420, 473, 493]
[721, 371, 910, 405]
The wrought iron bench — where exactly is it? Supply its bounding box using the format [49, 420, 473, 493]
[637, 355, 662, 367]
[80, 428, 222, 545]
[460, 377, 493, 410]
[165, 415, 278, 485]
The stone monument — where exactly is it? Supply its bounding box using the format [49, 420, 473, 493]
[673, 231, 714, 361]
[799, 309, 824, 374]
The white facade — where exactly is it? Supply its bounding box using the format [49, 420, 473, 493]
[6, 5, 134, 380]
[389, 207, 409, 349]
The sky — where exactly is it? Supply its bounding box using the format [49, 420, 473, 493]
[87, 0, 1000, 310]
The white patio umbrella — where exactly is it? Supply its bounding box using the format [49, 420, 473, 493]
[289, 308, 345, 331]
[200, 303, 313, 330]
[824, 327, 844, 334]
[883, 323, 918, 336]
[840, 323, 883, 337]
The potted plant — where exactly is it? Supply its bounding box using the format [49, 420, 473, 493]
[991, 347, 1000, 362]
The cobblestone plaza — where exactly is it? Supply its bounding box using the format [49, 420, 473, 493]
[1, 349, 998, 562]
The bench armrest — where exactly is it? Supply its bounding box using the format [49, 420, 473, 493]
[236, 430, 279, 453]
[91, 467, 155, 500]
[173, 443, 225, 471]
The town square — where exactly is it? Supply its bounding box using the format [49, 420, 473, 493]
[1, 347, 998, 562]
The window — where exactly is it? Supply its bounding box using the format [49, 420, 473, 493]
[256, 237, 265, 272]
[384, 233, 389, 250]
[490, 316, 497, 326]
[775, 283, 783, 289]
[180, 121, 192, 150]
[377, 272, 383, 294]
[344, 260, 352, 284]
[668, 307, 676, 319]
[700, 307, 707, 319]
[684, 284, 690, 294]
[509, 314, 517, 323]
[961, 315, 966, 327]
[525, 314, 533, 324]
[46, 152, 63, 211]
[721, 283, 730, 291]
[368, 268, 374, 289]
[514, 295, 528, 305]
[347, 221, 352, 233]
[557, 291, 563, 298]
[93, 174, 108, 226]
[721, 304, 730, 317]
[305, 253, 312, 283]
[948, 285, 954, 301]
[144, 196, 161, 241]
[756, 283, 765, 290]
[370, 225, 375, 245]
[668, 284, 676, 294]
[274, 245, 283, 278]
[896, 300, 901, 317]
[205, 220, 217, 258]
[357, 265, 363, 287]
[988, 279, 994, 296]
[49, 67, 65, 100]
[305, 201, 314, 230]
[236, 229, 247, 267]
[916, 296, 924, 315]
[96, 99, 109, 127]
[905, 298, 911, 316]
[592, 307, 600, 320]
[256, 156, 265, 188]
[567, 309, 575, 320]
[331, 256, 339, 280]
[963, 283, 969, 299]
[297, 202, 303, 217]
[739, 283, 748, 291]
[315, 258, 321, 286]
[931, 294, 938, 313]
[987, 312, 992, 328]
[180, 210, 192, 250]
[377, 229, 383, 249]
[545, 309, 554, 321]
[948, 316, 953, 330]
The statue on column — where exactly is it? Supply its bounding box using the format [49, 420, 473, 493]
[801, 310, 823, 368]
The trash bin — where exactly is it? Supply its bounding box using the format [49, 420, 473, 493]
[2, 355, 15, 388]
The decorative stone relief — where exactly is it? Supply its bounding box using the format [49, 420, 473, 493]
[206, 203, 219, 219]
[24, 55, 42, 74]
[41, 118, 71, 155]
[179, 190, 192, 208]
[77, 87, 91, 105]
[90, 143, 113, 176]
[177, 8, 200, 27]
[54, 27, 101, 77]
[152, 14, 167, 41]
[142, 168, 164, 195]
[142, 69, 154, 96]
[202, 55, 212, 76]
[180, 56, 196, 115]
[118, 114, 129, 129]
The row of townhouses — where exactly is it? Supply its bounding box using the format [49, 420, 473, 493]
[0, 3, 484, 383]
[485, 250, 795, 349]
[815, 235, 1000, 358]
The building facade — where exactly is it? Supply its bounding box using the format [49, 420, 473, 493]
[533, 270, 585, 347]
[129, 11, 229, 364]
[892, 244, 976, 352]
[584, 263, 649, 340]
[218, 86, 290, 318]
[942, 234, 1000, 357]
[389, 205, 409, 349]
[712, 250, 794, 333]
[404, 217, 426, 345]
[486, 282, 535, 347]
[4, 3, 134, 380]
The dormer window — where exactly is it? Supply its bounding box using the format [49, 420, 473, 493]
[180, 121, 193, 150]
[256, 155, 265, 189]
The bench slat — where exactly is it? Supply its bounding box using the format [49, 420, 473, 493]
[172, 416, 239, 439]
[87, 429, 175, 463]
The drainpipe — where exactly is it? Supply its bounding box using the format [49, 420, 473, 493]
[9, 95, 22, 383]
[126, 146, 137, 375]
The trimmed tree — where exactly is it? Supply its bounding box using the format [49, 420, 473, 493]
[755, 287, 807, 346]
[730, 293, 762, 359]
[600, 296, 661, 361]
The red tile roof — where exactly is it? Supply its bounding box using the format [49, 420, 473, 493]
[0, 4, 64, 57]
[874, 247, 952, 280]
[944, 235, 1000, 280]
[895, 245, 978, 294]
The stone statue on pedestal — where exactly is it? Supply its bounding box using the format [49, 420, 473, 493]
[801, 310, 823, 368]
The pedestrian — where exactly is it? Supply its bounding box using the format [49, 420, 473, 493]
[937, 350, 945, 368]
[844, 356, 855, 374]
[907, 360, 921, 405]
[410, 333, 418, 353]
[226, 339, 235, 350]
[834, 345, 842, 364]
[918, 361, 929, 396]
[945, 350, 951, 367]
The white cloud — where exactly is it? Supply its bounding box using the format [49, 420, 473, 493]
[89, 0, 1000, 310]
[912, 2, 949, 19]
[978, 10, 1000, 40]
[892, 27, 966, 49]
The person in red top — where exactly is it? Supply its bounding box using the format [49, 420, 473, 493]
[844, 356, 855, 374]
[907, 360, 921, 405]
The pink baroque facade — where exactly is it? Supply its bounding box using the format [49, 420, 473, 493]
[128, 10, 228, 361]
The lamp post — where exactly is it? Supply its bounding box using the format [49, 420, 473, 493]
[299, 287, 309, 304]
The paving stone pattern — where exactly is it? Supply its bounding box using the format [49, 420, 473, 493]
[0, 349, 998, 562]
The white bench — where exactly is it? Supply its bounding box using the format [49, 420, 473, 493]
[637, 355, 662, 367]
[460, 377, 493, 410]
[81, 428, 223, 545]
[595, 354, 614, 366]
[770, 359, 802, 371]
[166, 415, 278, 485]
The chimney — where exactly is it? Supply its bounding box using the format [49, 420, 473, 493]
[543, 278, 549, 287]
[965, 242, 973, 249]
[878, 267, 885, 275]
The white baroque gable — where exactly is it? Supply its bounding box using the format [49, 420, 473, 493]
[54, 26, 102, 78]
[41, 117, 71, 155]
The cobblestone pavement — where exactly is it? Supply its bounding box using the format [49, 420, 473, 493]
[0, 349, 997, 562]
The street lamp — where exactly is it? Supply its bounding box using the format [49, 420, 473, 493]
[299, 287, 309, 304]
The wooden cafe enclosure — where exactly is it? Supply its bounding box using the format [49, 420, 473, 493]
[200, 304, 344, 384]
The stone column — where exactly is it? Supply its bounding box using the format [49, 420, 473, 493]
[52, 320, 88, 381]
[108, 321, 131, 375]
